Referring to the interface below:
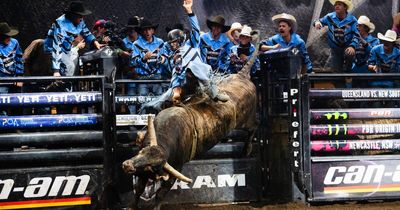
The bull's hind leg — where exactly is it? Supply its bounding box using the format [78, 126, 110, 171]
[242, 119, 259, 157]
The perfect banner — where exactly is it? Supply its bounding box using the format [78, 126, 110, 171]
[310, 89, 400, 99]
[311, 139, 400, 152]
[0, 92, 102, 106]
[0, 114, 99, 129]
[311, 124, 400, 137]
[311, 109, 400, 121]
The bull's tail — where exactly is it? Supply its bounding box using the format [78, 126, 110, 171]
[238, 30, 261, 79]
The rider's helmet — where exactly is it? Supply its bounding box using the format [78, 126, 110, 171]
[167, 29, 186, 46]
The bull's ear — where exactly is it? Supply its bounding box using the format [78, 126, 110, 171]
[147, 115, 158, 146]
[163, 162, 193, 183]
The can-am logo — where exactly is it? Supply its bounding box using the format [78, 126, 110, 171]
[171, 174, 246, 190]
[0, 175, 90, 200]
[324, 165, 400, 185]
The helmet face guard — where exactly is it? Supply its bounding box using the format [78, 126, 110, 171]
[167, 29, 186, 45]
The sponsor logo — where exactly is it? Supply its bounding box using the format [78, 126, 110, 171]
[0, 175, 90, 200]
[323, 165, 400, 185]
[290, 88, 300, 169]
[171, 174, 246, 190]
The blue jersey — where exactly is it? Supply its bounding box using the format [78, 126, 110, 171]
[368, 44, 400, 87]
[318, 12, 358, 49]
[122, 37, 135, 52]
[226, 43, 259, 74]
[262, 33, 313, 72]
[200, 32, 231, 71]
[350, 34, 380, 73]
[0, 38, 23, 77]
[131, 35, 166, 76]
[44, 14, 95, 74]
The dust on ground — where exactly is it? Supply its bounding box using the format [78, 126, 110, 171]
[162, 201, 400, 210]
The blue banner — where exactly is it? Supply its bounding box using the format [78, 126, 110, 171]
[0, 114, 99, 129]
[0, 92, 102, 106]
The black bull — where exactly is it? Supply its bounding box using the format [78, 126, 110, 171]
[122, 35, 260, 208]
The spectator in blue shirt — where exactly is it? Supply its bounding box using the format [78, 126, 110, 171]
[130, 19, 167, 113]
[226, 22, 243, 46]
[0, 22, 23, 94]
[121, 16, 141, 95]
[200, 15, 231, 72]
[368, 30, 400, 87]
[261, 13, 313, 73]
[227, 25, 259, 75]
[314, 0, 358, 73]
[44, 1, 102, 77]
[349, 16, 380, 74]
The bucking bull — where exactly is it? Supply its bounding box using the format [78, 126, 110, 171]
[122, 35, 260, 209]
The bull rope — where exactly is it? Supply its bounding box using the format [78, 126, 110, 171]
[179, 103, 199, 160]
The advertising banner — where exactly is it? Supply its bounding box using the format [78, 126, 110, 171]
[312, 158, 400, 200]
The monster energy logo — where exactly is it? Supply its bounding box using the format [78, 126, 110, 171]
[327, 124, 348, 136]
[324, 112, 348, 120]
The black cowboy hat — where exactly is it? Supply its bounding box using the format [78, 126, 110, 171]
[206, 15, 231, 33]
[0, 22, 19, 37]
[127, 16, 143, 28]
[65, 1, 92, 16]
[138, 19, 159, 30]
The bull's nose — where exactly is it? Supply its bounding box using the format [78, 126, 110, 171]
[122, 160, 135, 173]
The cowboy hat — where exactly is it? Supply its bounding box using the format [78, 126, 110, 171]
[230, 22, 243, 31]
[0, 22, 19, 37]
[329, 0, 354, 12]
[65, 1, 92, 16]
[357, 15, 375, 33]
[206, 15, 231, 33]
[138, 19, 158, 30]
[272, 13, 297, 32]
[377, 30, 397, 42]
[239, 25, 252, 37]
[127, 16, 143, 28]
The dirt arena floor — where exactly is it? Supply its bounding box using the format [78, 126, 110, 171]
[162, 201, 400, 210]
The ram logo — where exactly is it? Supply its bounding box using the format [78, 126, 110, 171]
[171, 174, 246, 190]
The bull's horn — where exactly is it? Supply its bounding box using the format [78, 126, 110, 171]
[163, 162, 193, 183]
[147, 115, 157, 146]
[135, 131, 146, 146]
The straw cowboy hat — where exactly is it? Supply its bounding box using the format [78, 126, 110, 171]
[239, 25, 252, 37]
[329, 0, 354, 12]
[230, 22, 243, 31]
[357, 15, 375, 33]
[65, 1, 92, 16]
[377, 30, 397, 42]
[272, 13, 297, 32]
[206, 15, 231, 33]
[0, 22, 19, 37]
